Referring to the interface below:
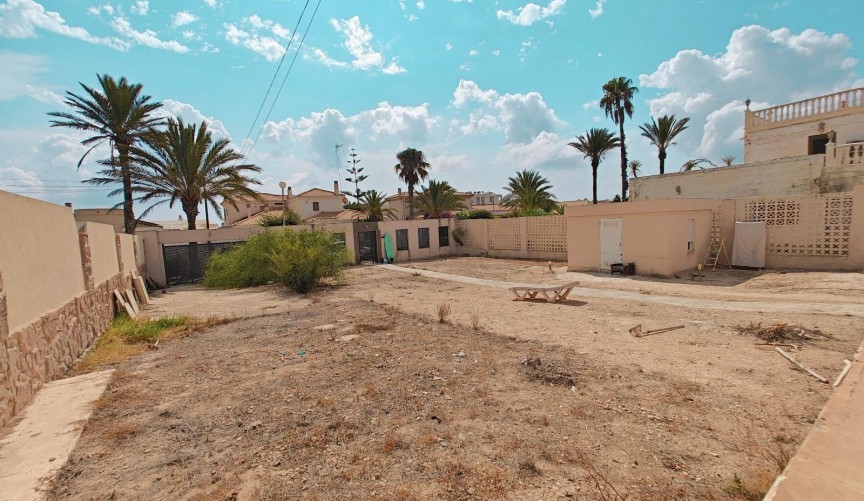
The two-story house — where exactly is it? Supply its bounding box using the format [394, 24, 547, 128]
[224, 181, 349, 226]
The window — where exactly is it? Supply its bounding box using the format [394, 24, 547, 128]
[396, 229, 409, 251]
[808, 134, 829, 155]
[418, 227, 430, 249]
[312, 201, 320, 211]
[438, 225, 449, 247]
[687, 219, 695, 252]
[333, 232, 346, 247]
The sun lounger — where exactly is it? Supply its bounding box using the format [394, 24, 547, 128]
[509, 281, 579, 303]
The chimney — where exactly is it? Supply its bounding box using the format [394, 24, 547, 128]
[286, 186, 292, 197]
[64, 202, 72, 208]
[333, 180, 339, 195]
[178, 215, 183, 221]
[398, 187, 403, 195]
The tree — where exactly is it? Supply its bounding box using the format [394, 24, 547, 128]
[341, 148, 367, 203]
[629, 160, 642, 178]
[680, 158, 714, 172]
[48, 74, 163, 233]
[412, 180, 467, 218]
[501, 169, 557, 214]
[721, 155, 737, 166]
[90, 118, 262, 229]
[568, 128, 620, 205]
[600, 76, 638, 200]
[394, 147, 430, 219]
[356, 190, 397, 222]
[638, 114, 690, 175]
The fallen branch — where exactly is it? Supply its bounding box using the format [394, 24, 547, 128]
[775, 348, 828, 383]
[833, 360, 853, 388]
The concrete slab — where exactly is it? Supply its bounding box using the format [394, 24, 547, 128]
[765, 341, 864, 501]
[0, 370, 113, 501]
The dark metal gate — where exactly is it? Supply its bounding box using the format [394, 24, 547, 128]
[163, 241, 242, 285]
[357, 231, 378, 263]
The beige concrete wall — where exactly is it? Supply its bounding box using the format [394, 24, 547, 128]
[745, 109, 864, 163]
[118, 234, 137, 274]
[453, 216, 568, 261]
[0, 191, 86, 332]
[378, 219, 454, 262]
[156, 225, 267, 245]
[81, 222, 120, 285]
[631, 155, 864, 201]
[565, 199, 720, 276]
[309, 222, 356, 262]
[73, 209, 124, 233]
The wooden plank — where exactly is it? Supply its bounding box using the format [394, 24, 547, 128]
[776, 348, 828, 383]
[113, 289, 137, 320]
[124, 289, 140, 315]
[133, 276, 150, 305]
[833, 359, 853, 387]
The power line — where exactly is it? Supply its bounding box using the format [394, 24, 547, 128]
[236, 0, 312, 159]
[243, 0, 323, 164]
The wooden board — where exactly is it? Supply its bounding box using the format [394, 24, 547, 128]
[133, 276, 150, 305]
[124, 289, 140, 315]
[509, 282, 579, 303]
[383, 233, 395, 263]
[113, 289, 137, 320]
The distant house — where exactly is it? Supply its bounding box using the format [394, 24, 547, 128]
[224, 181, 349, 226]
[385, 187, 473, 220]
[468, 191, 503, 206]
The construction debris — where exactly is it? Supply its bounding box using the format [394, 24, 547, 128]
[754, 343, 799, 351]
[775, 348, 828, 383]
[833, 359, 853, 387]
[736, 322, 828, 343]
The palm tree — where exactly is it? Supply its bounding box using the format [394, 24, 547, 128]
[89, 118, 262, 229]
[48, 74, 163, 233]
[412, 180, 467, 218]
[629, 160, 642, 178]
[600, 76, 638, 200]
[355, 190, 397, 222]
[680, 158, 714, 172]
[638, 114, 690, 175]
[720, 155, 737, 166]
[394, 148, 430, 219]
[502, 169, 557, 214]
[569, 128, 620, 204]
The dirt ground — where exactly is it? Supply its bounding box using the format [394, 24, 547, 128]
[47, 258, 864, 500]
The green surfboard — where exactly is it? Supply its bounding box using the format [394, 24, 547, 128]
[383, 233, 395, 263]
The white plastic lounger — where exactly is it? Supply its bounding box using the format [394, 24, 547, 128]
[509, 281, 579, 303]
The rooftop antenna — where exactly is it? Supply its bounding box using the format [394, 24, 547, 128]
[334, 144, 344, 181]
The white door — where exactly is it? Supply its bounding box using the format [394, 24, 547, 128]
[600, 218, 623, 270]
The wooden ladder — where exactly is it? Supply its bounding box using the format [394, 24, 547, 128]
[703, 236, 731, 271]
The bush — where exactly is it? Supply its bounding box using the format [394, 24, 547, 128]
[259, 209, 302, 226]
[203, 229, 350, 293]
[456, 209, 494, 220]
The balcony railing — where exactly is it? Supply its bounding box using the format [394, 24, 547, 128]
[746, 88, 864, 131]
[833, 142, 864, 166]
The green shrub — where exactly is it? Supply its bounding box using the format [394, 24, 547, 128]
[456, 209, 494, 220]
[203, 229, 350, 293]
[452, 226, 467, 246]
[259, 209, 302, 226]
[111, 315, 188, 343]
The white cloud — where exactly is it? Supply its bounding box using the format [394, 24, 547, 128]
[222, 15, 295, 62]
[582, 99, 598, 110]
[0, 166, 42, 188]
[468, 49, 479, 56]
[87, 4, 113, 16]
[588, 0, 606, 19]
[497, 0, 566, 26]
[417, 1, 426, 9]
[311, 16, 405, 75]
[171, 11, 198, 28]
[157, 99, 231, 140]
[0, 50, 56, 103]
[110, 17, 189, 53]
[0, 0, 129, 50]
[640, 25, 861, 159]
[445, 43, 453, 51]
[451, 79, 564, 143]
[496, 131, 576, 170]
[203, 0, 217, 7]
[131, 0, 149, 16]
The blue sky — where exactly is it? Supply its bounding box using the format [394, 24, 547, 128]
[1, 0, 863, 221]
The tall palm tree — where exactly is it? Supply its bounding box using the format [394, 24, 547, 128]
[600, 76, 638, 200]
[720, 155, 737, 166]
[502, 169, 557, 214]
[48, 74, 163, 233]
[569, 128, 620, 205]
[629, 160, 642, 178]
[89, 118, 262, 229]
[394, 148, 430, 219]
[412, 180, 467, 218]
[356, 190, 397, 222]
[638, 114, 690, 175]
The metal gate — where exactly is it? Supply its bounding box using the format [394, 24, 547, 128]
[163, 241, 242, 285]
[357, 231, 378, 263]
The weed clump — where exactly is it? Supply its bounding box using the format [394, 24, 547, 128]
[204, 229, 350, 293]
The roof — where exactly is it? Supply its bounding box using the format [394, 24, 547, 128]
[296, 188, 340, 198]
[306, 209, 362, 222]
[232, 210, 282, 227]
[386, 191, 472, 201]
[226, 189, 344, 205]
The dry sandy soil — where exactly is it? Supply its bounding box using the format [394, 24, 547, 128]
[47, 258, 864, 500]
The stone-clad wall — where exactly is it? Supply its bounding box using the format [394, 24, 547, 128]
[0, 271, 130, 427]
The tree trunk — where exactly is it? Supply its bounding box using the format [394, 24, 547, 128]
[618, 108, 628, 201]
[407, 185, 414, 220]
[204, 201, 210, 230]
[659, 148, 666, 175]
[592, 161, 599, 205]
[118, 142, 135, 234]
